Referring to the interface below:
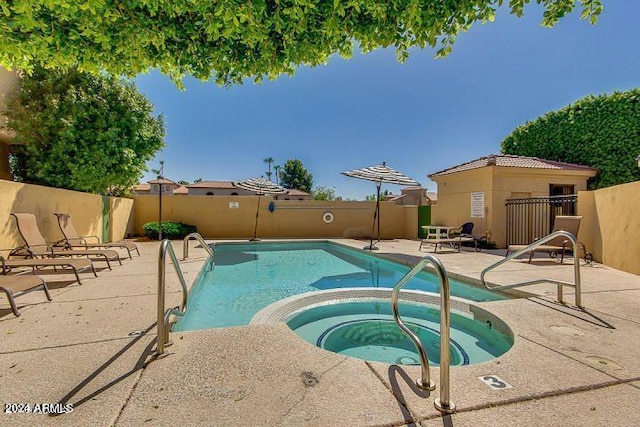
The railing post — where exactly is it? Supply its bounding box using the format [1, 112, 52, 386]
[157, 240, 169, 355]
[573, 242, 582, 307]
[391, 255, 456, 414]
[434, 263, 455, 414]
[182, 232, 215, 263]
[480, 230, 583, 308]
[157, 237, 204, 357]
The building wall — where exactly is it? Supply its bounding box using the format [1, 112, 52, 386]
[133, 196, 418, 240]
[578, 180, 640, 275]
[430, 168, 494, 239]
[490, 168, 591, 247]
[431, 167, 593, 247]
[0, 179, 134, 254]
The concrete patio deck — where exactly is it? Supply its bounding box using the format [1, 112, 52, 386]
[1, 239, 639, 426]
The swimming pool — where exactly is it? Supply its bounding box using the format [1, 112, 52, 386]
[174, 241, 506, 332]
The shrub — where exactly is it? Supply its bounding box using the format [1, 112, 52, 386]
[143, 221, 197, 240]
[501, 89, 640, 189]
[476, 240, 498, 250]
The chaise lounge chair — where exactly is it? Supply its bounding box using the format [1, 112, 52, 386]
[1, 255, 97, 285]
[505, 215, 592, 264]
[0, 274, 52, 317]
[10, 213, 123, 270]
[54, 213, 140, 259]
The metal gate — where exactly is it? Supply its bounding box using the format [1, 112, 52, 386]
[505, 195, 577, 245]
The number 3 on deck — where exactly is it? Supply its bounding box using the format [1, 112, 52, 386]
[479, 375, 513, 390]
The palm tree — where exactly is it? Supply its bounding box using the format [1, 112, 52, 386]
[273, 165, 281, 185]
[263, 157, 274, 181]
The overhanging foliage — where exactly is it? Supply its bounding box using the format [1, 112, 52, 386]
[0, 0, 603, 85]
[501, 89, 640, 189]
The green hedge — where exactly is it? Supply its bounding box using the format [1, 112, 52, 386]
[501, 89, 640, 189]
[142, 221, 197, 240]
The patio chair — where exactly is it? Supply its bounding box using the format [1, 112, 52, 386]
[53, 213, 140, 259]
[0, 274, 52, 317]
[505, 215, 592, 264]
[1, 255, 97, 285]
[449, 222, 485, 252]
[10, 213, 122, 270]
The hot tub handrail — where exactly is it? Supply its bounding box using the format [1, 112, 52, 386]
[156, 239, 190, 356]
[480, 230, 582, 308]
[391, 254, 456, 414]
[182, 232, 215, 265]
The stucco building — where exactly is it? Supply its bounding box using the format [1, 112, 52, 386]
[428, 154, 598, 248]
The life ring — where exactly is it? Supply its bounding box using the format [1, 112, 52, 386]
[322, 212, 334, 224]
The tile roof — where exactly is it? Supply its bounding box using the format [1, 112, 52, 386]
[286, 189, 310, 196]
[148, 177, 179, 185]
[186, 180, 236, 189]
[428, 154, 598, 177]
[133, 183, 151, 191]
[173, 185, 189, 195]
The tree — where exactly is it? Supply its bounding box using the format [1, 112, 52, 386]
[263, 157, 274, 181]
[0, 1, 603, 86]
[279, 159, 313, 193]
[365, 189, 392, 201]
[5, 66, 165, 195]
[501, 89, 640, 189]
[312, 186, 339, 201]
[273, 165, 281, 185]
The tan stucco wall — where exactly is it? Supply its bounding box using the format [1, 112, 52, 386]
[430, 168, 494, 239]
[133, 196, 418, 240]
[0, 179, 134, 254]
[431, 167, 594, 247]
[110, 197, 136, 240]
[578, 181, 640, 275]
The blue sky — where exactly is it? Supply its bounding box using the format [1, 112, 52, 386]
[136, 1, 640, 200]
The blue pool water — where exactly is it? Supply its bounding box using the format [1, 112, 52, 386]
[174, 242, 506, 331]
[289, 301, 513, 366]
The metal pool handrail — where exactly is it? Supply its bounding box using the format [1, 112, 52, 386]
[391, 254, 456, 414]
[480, 230, 582, 308]
[182, 232, 215, 262]
[156, 239, 190, 356]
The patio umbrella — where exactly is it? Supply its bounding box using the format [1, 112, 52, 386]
[342, 162, 419, 250]
[235, 177, 287, 241]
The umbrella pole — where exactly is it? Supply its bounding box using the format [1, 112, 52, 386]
[250, 193, 262, 241]
[365, 182, 381, 250]
[376, 183, 381, 244]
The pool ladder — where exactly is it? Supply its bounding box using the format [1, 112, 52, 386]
[391, 254, 456, 414]
[480, 230, 582, 308]
[156, 233, 214, 356]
